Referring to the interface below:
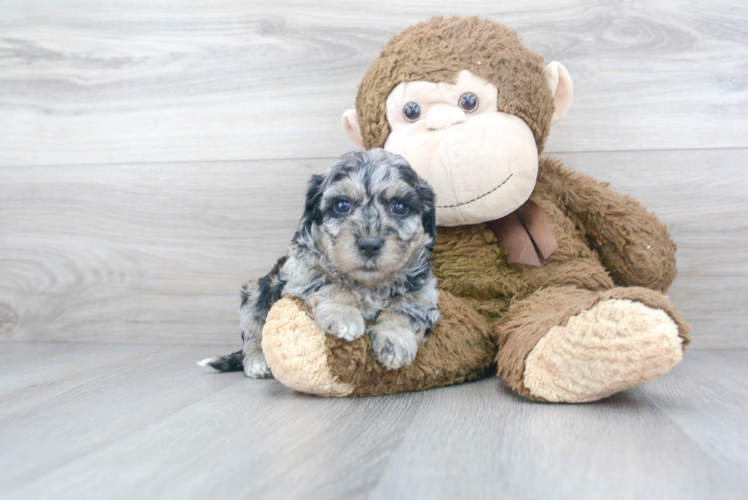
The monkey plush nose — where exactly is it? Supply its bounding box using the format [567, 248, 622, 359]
[357, 237, 382, 258]
[426, 107, 466, 130]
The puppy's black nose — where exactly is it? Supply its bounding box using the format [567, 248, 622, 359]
[357, 237, 382, 258]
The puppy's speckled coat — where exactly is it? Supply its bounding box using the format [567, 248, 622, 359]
[200, 149, 440, 376]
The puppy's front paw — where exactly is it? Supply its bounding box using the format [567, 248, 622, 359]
[314, 304, 366, 341]
[370, 325, 419, 370]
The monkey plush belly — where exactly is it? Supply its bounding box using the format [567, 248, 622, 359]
[431, 188, 615, 323]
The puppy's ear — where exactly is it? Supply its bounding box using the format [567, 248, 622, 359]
[417, 183, 437, 244]
[300, 174, 325, 230]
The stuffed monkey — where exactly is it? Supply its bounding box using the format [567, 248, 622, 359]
[260, 16, 690, 402]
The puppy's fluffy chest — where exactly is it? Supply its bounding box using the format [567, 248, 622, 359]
[349, 285, 399, 321]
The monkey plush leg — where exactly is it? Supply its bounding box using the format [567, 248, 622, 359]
[261, 291, 495, 397]
[496, 286, 690, 403]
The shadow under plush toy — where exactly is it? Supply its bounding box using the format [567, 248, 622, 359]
[236, 16, 690, 402]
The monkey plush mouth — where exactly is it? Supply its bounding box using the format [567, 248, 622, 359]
[436, 173, 513, 209]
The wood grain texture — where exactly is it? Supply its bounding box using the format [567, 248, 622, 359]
[0, 0, 746, 167]
[0, 158, 328, 344]
[369, 349, 748, 500]
[1, 150, 745, 347]
[0, 344, 746, 500]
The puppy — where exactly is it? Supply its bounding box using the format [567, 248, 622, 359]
[200, 149, 441, 377]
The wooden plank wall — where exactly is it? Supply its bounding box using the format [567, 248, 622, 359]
[1, 0, 746, 347]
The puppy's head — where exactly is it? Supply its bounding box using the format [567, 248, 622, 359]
[298, 149, 436, 285]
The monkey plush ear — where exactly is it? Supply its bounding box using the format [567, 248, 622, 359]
[544, 62, 573, 125]
[342, 110, 365, 149]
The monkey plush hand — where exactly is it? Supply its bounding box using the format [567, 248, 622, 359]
[260, 16, 690, 402]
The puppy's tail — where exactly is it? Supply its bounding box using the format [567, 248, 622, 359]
[198, 350, 243, 372]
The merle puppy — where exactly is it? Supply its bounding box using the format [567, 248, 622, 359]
[200, 149, 441, 377]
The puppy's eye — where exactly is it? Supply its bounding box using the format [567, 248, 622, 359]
[459, 92, 478, 112]
[333, 200, 351, 215]
[403, 102, 421, 122]
[391, 202, 409, 216]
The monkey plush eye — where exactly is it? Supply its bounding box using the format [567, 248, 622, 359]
[390, 202, 409, 216]
[403, 102, 421, 122]
[459, 92, 478, 112]
[333, 200, 351, 215]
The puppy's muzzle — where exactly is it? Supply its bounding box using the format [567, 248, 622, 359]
[357, 237, 382, 258]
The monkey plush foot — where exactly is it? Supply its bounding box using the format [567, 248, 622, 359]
[496, 287, 691, 403]
[261, 292, 495, 397]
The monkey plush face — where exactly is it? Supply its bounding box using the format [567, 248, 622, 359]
[382, 69, 539, 226]
[342, 16, 572, 227]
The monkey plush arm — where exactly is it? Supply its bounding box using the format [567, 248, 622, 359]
[261, 291, 495, 397]
[537, 157, 677, 292]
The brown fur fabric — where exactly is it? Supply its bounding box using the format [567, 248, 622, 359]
[320, 156, 687, 397]
[325, 290, 495, 396]
[356, 16, 554, 152]
[429, 157, 618, 323]
[495, 286, 690, 401]
[537, 158, 678, 291]
[430, 157, 678, 315]
[426, 157, 687, 399]
[264, 16, 690, 400]
[495, 287, 604, 401]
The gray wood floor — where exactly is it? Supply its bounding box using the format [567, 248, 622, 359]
[1, 1, 747, 499]
[0, 343, 746, 500]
